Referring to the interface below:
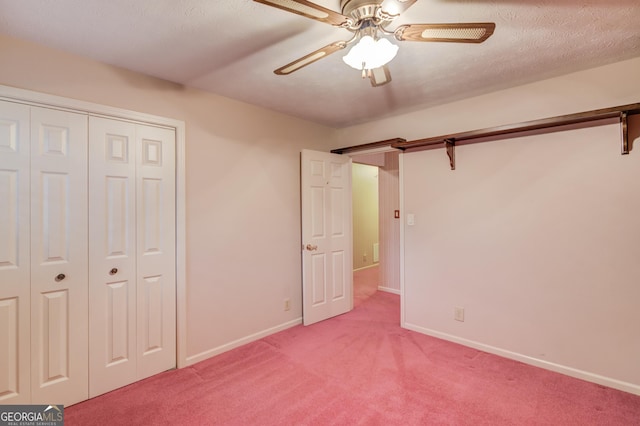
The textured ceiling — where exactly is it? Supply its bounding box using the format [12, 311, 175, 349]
[1, 0, 639, 128]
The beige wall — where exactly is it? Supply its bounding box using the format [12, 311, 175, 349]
[337, 56, 640, 394]
[0, 33, 337, 362]
[352, 163, 379, 270]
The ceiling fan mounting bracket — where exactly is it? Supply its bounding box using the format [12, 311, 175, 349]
[340, 0, 388, 27]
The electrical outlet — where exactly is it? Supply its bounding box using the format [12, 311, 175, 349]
[454, 307, 465, 322]
[284, 298, 291, 311]
[363, 253, 367, 262]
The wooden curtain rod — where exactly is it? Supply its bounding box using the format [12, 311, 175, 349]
[394, 103, 640, 151]
[331, 103, 640, 158]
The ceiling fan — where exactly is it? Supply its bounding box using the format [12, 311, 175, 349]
[254, 0, 495, 87]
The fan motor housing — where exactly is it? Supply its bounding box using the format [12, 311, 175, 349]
[340, 0, 381, 21]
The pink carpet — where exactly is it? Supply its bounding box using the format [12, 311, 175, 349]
[66, 266, 640, 425]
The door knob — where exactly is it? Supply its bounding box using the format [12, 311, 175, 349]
[306, 244, 318, 251]
[55, 273, 66, 282]
[109, 268, 118, 275]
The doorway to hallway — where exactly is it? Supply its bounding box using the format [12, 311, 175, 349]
[351, 151, 401, 297]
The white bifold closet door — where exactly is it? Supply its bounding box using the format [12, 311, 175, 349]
[0, 99, 176, 406]
[88, 117, 176, 398]
[30, 106, 89, 405]
[1, 102, 89, 406]
[0, 101, 31, 404]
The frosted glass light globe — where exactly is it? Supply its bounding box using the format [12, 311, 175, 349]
[343, 36, 399, 70]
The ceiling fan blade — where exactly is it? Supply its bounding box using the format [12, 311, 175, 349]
[275, 41, 347, 75]
[395, 23, 496, 43]
[368, 66, 392, 87]
[254, 0, 351, 27]
[379, 0, 418, 18]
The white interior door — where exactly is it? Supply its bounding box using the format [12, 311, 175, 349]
[0, 100, 31, 403]
[88, 116, 137, 397]
[30, 106, 88, 406]
[301, 149, 353, 326]
[136, 124, 176, 379]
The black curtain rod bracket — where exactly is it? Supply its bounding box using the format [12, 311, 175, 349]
[445, 139, 455, 170]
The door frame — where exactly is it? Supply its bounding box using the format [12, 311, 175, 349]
[347, 147, 403, 320]
[0, 85, 189, 368]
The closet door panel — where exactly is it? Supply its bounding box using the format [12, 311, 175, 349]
[88, 117, 137, 398]
[30, 107, 88, 406]
[0, 101, 30, 403]
[136, 125, 176, 380]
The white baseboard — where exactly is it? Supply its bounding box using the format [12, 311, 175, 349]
[403, 322, 640, 396]
[353, 264, 379, 272]
[185, 318, 302, 366]
[378, 286, 400, 295]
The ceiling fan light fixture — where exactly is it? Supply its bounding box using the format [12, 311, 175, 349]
[342, 35, 398, 70]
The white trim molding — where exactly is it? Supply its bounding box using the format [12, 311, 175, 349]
[399, 153, 406, 328]
[185, 318, 302, 366]
[404, 322, 640, 396]
[378, 286, 400, 295]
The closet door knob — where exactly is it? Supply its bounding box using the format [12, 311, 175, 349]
[109, 268, 118, 275]
[55, 273, 66, 282]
